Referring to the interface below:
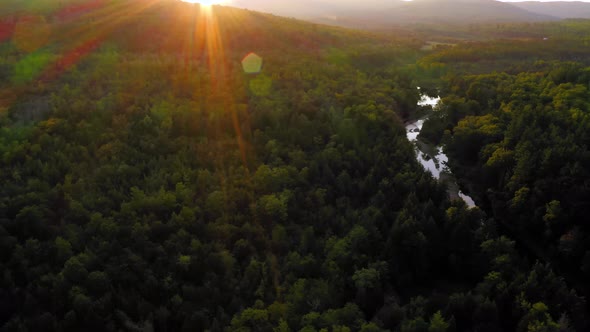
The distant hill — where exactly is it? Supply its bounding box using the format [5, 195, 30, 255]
[511, 1, 590, 19]
[231, 0, 559, 29]
[231, 0, 340, 18]
[313, 0, 557, 28]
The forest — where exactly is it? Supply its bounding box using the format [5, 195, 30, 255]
[0, 1, 589, 331]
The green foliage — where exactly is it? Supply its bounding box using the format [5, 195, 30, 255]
[12, 51, 55, 85]
[1, 2, 589, 332]
[428, 311, 449, 332]
[419, 32, 590, 332]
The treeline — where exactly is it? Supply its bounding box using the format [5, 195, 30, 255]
[423, 62, 590, 284]
[419, 30, 590, 331]
[410, 20, 590, 45]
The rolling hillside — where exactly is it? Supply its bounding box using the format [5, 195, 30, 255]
[314, 0, 557, 28]
[231, 0, 558, 28]
[512, 1, 590, 19]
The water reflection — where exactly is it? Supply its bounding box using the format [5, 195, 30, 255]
[406, 92, 476, 208]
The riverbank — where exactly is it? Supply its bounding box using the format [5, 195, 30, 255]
[406, 93, 476, 208]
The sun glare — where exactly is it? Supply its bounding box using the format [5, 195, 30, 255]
[180, 0, 229, 5]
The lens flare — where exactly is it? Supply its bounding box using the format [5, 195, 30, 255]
[241, 53, 263, 74]
[13, 16, 51, 52]
[180, 0, 230, 5]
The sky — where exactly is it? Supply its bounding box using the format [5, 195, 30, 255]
[226, 0, 590, 21]
[492, 0, 588, 1]
[246, 0, 590, 3]
[231, 0, 590, 7]
[228, 0, 590, 11]
[344, 0, 590, 2]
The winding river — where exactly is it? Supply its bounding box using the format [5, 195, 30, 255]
[406, 93, 476, 208]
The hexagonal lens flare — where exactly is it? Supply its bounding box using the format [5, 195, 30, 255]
[241, 52, 263, 74]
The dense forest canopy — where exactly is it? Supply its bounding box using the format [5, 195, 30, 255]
[1, 0, 590, 331]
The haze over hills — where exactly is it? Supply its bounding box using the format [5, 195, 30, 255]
[320, 0, 558, 27]
[232, 0, 571, 28]
[2, 0, 585, 27]
[511, 1, 590, 18]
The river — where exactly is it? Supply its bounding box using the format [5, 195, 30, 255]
[405, 93, 476, 208]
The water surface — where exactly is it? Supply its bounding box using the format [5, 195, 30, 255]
[406, 93, 476, 208]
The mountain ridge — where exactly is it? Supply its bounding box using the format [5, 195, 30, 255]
[511, 1, 590, 19]
[316, 0, 558, 28]
[232, 0, 560, 28]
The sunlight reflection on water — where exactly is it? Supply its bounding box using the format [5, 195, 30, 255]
[406, 91, 476, 208]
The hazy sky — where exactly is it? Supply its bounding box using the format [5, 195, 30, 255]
[288, 0, 590, 2]
[501, 0, 590, 2]
[230, 0, 590, 10]
[228, 0, 590, 7]
[300, 0, 590, 3]
[230, 0, 590, 8]
[228, 0, 590, 19]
